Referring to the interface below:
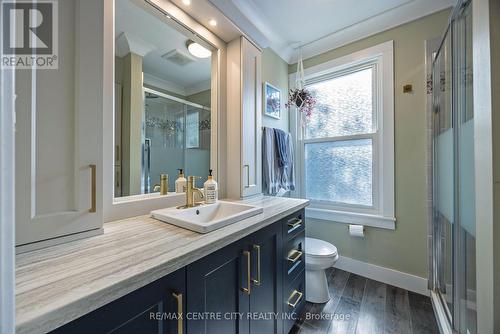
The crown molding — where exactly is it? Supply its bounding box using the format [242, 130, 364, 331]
[208, 0, 454, 64]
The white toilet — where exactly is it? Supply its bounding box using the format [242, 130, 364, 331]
[305, 237, 339, 303]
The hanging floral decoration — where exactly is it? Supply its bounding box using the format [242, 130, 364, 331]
[285, 47, 316, 117]
[285, 88, 316, 117]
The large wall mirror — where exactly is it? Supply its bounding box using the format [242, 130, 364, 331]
[114, 0, 215, 198]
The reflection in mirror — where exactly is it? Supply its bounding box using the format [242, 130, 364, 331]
[114, 0, 212, 198]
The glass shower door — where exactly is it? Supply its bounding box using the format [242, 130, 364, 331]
[454, 2, 476, 332]
[143, 92, 185, 193]
[431, 1, 476, 332]
[432, 27, 454, 322]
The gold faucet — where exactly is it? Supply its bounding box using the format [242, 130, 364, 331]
[153, 174, 169, 195]
[178, 176, 204, 208]
[160, 174, 168, 195]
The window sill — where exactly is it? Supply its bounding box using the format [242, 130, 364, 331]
[305, 207, 396, 230]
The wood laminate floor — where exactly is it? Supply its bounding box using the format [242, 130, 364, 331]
[290, 268, 439, 334]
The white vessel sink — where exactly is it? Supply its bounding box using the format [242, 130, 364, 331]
[151, 201, 264, 233]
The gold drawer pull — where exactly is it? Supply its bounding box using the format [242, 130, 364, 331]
[287, 290, 303, 307]
[89, 164, 96, 213]
[252, 245, 261, 286]
[241, 250, 251, 295]
[243, 164, 250, 188]
[172, 292, 183, 334]
[287, 250, 303, 263]
[287, 218, 302, 229]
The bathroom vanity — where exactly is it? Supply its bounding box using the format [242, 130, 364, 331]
[15, 197, 308, 334]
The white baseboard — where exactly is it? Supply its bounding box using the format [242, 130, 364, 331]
[333, 255, 430, 296]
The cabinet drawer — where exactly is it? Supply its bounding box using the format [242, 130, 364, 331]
[283, 210, 305, 240]
[52, 268, 186, 334]
[284, 231, 305, 285]
[283, 270, 306, 334]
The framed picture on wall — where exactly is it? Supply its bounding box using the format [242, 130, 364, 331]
[264, 82, 281, 119]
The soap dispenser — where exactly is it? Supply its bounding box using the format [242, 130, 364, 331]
[204, 169, 218, 204]
[175, 168, 187, 193]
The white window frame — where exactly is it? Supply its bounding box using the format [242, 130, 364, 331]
[289, 41, 395, 229]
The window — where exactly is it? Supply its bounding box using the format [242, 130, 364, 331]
[292, 41, 395, 229]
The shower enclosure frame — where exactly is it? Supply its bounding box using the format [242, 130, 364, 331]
[142, 86, 211, 194]
[429, 0, 475, 333]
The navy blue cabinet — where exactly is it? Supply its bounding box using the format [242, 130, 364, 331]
[51, 209, 306, 334]
[186, 237, 250, 334]
[52, 268, 186, 334]
[186, 222, 283, 334]
[247, 223, 283, 334]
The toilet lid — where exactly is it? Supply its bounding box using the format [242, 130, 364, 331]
[305, 237, 337, 257]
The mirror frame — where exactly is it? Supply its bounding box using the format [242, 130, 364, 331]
[103, 0, 226, 222]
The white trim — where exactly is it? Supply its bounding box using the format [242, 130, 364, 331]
[212, 0, 451, 63]
[306, 207, 395, 230]
[290, 41, 395, 223]
[472, 0, 495, 332]
[115, 32, 156, 58]
[430, 291, 453, 334]
[334, 256, 429, 296]
[143, 72, 187, 96]
[143, 87, 210, 110]
[0, 0, 16, 329]
[186, 79, 211, 96]
[15, 228, 103, 255]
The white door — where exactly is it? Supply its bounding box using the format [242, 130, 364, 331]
[241, 37, 262, 197]
[15, 0, 103, 246]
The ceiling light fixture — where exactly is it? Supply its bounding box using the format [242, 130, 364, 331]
[182, 0, 191, 5]
[209, 19, 217, 27]
[186, 40, 211, 59]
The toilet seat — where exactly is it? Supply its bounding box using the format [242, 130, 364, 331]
[306, 237, 337, 258]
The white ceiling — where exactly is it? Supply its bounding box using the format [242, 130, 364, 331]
[115, 0, 211, 95]
[204, 0, 455, 63]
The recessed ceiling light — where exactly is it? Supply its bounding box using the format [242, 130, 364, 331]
[182, 0, 191, 5]
[209, 19, 217, 27]
[186, 40, 211, 59]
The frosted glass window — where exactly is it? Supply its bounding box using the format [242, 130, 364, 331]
[305, 68, 374, 139]
[303, 66, 376, 208]
[305, 140, 373, 206]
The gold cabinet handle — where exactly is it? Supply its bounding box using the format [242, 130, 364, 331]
[287, 250, 303, 263]
[287, 218, 302, 229]
[243, 164, 250, 188]
[241, 250, 251, 295]
[252, 245, 261, 286]
[172, 292, 183, 334]
[89, 164, 96, 213]
[287, 290, 303, 307]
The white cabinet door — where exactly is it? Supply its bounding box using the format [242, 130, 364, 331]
[15, 0, 103, 247]
[241, 38, 262, 197]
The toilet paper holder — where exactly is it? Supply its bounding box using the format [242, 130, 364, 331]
[348, 224, 365, 237]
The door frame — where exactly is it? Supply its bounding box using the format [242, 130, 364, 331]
[0, 0, 16, 331]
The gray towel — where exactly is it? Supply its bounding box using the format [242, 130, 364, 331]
[262, 127, 295, 196]
[274, 128, 290, 167]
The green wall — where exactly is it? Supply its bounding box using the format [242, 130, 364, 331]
[187, 89, 211, 108]
[290, 9, 451, 278]
[262, 48, 289, 132]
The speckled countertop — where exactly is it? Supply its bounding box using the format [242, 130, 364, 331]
[15, 196, 309, 334]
